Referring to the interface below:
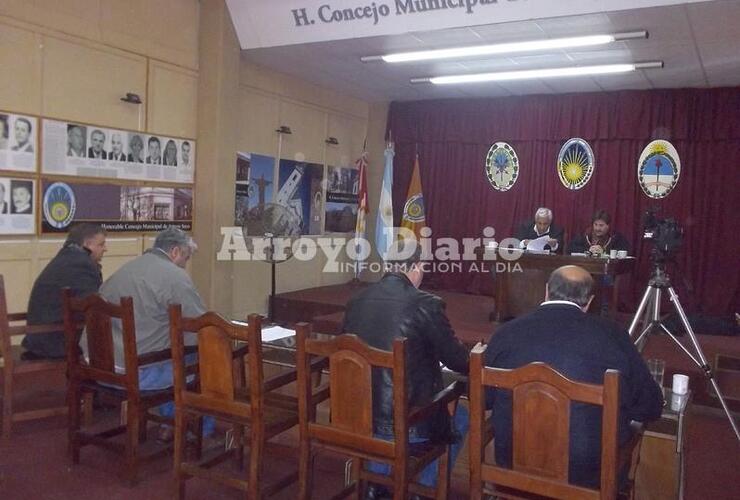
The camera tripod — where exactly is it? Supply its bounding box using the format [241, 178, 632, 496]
[629, 263, 740, 442]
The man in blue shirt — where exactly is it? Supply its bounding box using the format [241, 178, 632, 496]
[484, 265, 663, 488]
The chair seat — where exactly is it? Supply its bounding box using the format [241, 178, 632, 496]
[185, 387, 299, 435]
[6, 345, 66, 374]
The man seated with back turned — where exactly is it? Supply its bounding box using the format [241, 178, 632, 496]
[80, 227, 211, 440]
[483, 265, 663, 488]
[342, 244, 470, 499]
[514, 207, 565, 253]
[23, 223, 107, 359]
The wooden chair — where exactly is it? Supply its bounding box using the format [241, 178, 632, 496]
[169, 308, 325, 499]
[468, 343, 642, 500]
[0, 275, 81, 438]
[64, 289, 176, 485]
[295, 324, 464, 500]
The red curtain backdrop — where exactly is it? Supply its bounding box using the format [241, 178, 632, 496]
[386, 87, 740, 316]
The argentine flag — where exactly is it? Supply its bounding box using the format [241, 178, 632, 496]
[375, 146, 395, 261]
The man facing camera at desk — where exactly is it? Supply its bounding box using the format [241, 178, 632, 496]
[515, 207, 564, 253]
[568, 209, 630, 256]
[484, 265, 663, 488]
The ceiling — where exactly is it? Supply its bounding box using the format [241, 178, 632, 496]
[240, 0, 740, 102]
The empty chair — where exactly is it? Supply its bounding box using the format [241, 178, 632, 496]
[169, 309, 325, 499]
[0, 275, 79, 437]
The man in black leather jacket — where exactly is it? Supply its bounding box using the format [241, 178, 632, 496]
[342, 245, 470, 492]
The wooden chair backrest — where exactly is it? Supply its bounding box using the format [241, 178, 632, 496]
[469, 344, 620, 500]
[0, 274, 66, 368]
[0, 275, 16, 367]
[169, 306, 261, 419]
[295, 323, 407, 460]
[62, 288, 138, 389]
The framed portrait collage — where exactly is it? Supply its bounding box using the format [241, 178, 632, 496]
[0, 109, 196, 235]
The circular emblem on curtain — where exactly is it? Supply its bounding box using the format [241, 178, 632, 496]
[403, 194, 425, 222]
[485, 142, 519, 191]
[557, 138, 594, 190]
[43, 182, 76, 229]
[638, 140, 681, 199]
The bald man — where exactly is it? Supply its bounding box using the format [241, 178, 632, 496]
[483, 265, 663, 489]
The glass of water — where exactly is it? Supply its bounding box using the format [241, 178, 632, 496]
[647, 358, 665, 387]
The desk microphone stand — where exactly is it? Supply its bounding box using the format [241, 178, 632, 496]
[629, 262, 740, 442]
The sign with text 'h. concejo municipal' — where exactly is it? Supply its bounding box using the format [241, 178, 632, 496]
[226, 0, 709, 50]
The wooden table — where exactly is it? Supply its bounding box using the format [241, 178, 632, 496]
[478, 248, 635, 321]
[635, 389, 691, 500]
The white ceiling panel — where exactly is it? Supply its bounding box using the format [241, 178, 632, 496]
[409, 27, 482, 46]
[535, 13, 615, 34]
[456, 83, 513, 98]
[543, 77, 605, 94]
[458, 58, 523, 72]
[496, 80, 556, 96]
[468, 20, 545, 41]
[508, 53, 575, 67]
[566, 48, 635, 63]
[606, 5, 693, 43]
[697, 41, 740, 87]
[592, 72, 654, 91]
[687, 0, 740, 43]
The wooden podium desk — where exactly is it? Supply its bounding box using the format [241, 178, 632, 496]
[479, 249, 635, 321]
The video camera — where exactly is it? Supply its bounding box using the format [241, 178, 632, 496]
[642, 210, 683, 259]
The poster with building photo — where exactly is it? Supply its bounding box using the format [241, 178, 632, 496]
[0, 177, 36, 234]
[41, 180, 192, 233]
[41, 119, 195, 183]
[0, 112, 38, 173]
[234, 152, 275, 227]
[324, 165, 359, 233]
[277, 159, 324, 235]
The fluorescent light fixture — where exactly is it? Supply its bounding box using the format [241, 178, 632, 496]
[410, 61, 663, 85]
[361, 31, 647, 63]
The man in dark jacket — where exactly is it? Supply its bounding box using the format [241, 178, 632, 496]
[514, 207, 565, 253]
[22, 223, 106, 358]
[484, 265, 663, 488]
[568, 209, 630, 255]
[342, 245, 470, 492]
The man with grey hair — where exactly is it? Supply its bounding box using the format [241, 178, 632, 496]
[514, 207, 565, 253]
[81, 227, 210, 439]
[483, 265, 663, 488]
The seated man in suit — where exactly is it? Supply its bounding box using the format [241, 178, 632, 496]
[568, 209, 630, 256]
[23, 223, 106, 358]
[514, 207, 564, 253]
[342, 243, 470, 497]
[483, 265, 663, 488]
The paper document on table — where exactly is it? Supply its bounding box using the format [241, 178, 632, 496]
[526, 235, 551, 253]
[261, 326, 296, 342]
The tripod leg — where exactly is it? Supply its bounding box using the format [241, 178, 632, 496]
[629, 286, 654, 339]
[666, 287, 740, 442]
[633, 288, 661, 349]
[657, 323, 701, 367]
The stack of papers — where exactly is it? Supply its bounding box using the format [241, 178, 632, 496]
[261, 325, 296, 342]
[230, 320, 296, 342]
[526, 235, 551, 254]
